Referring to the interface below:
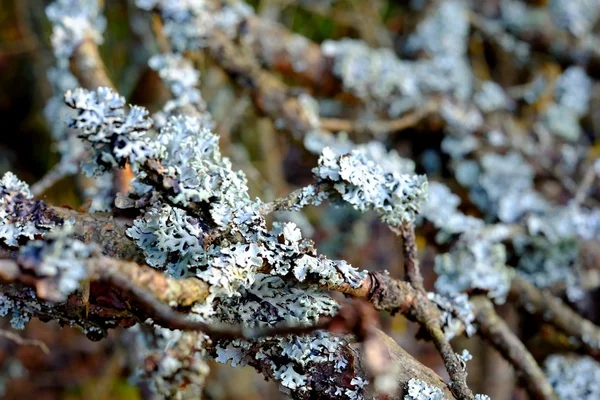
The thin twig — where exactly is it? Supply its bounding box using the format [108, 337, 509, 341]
[258, 182, 331, 215]
[390, 223, 425, 292]
[320, 101, 439, 135]
[574, 162, 597, 205]
[30, 162, 74, 197]
[509, 277, 600, 362]
[471, 295, 558, 400]
[0, 329, 50, 355]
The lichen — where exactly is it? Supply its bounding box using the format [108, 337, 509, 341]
[313, 147, 428, 227]
[420, 182, 484, 242]
[64, 87, 158, 175]
[0, 172, 59, 247]
[17, 225, 95, 302]
[404, 378, 445, 400]
[545, 355, 600, 400]
[435, 235, 514, 304]
[427, 292, 476, 340]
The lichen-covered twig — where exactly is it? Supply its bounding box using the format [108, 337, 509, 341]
[259, 182, 331, 215]
[1, 254, 362, 341]
[471, 295, 558, 400]
[69, 37, 135, 194]
[239, 14, 340, 95]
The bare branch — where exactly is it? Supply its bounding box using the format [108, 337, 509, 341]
[471, 295, 558, 400]
[509, 277, 600, 362]
[390, 223, 425, 292]
[0, 329, 50, 355]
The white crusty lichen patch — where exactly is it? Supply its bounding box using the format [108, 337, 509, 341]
[404, 379, 445, 400]
[545, 355, 600, 400]
[514, 236, 585, 302]
[313, 147, 428, 227]
[64, 87, 158, 175]
[208, 274, 367, 398]
[17, 225, 95, 302]
[0, 172, 57, 247]
[434, 234, 514, 304]
[148, 53, 208, 127]
[136, 0, 253, 53]
[45, 0, 106, 59]
[427, 292, 476, 340]
[0, 288, 41, 330]
[420, 182, 483, 242]
[404, 378, 490, 400]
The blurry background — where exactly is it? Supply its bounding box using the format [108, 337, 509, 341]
[2, 0, 600, 399]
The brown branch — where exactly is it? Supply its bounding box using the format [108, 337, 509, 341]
[70, 38, 114, 93]
[207, 30, 318, 140]
[509, 277, 600, 362]
[471, 295, 558, 400]
[49, 205, 146, 264]
[1, 255, 338, 341]
[390, 223, 425, 292]
[241, 15, 340, 95]
[320, 101, 439, 135]
[362, 272, 473, 399]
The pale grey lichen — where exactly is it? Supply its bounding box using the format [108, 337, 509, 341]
[322, 39, 471, 118]
[543, 66, 592, 141]
[405, 0, 469, 58]
[127, 324, 209, 399]
[427, 292, 476, 340]
[514, 236, 586, 302]
[17, 226, 95, 302]
[313, 147, 428, 226]
[404, 378, 445, 400]
[136, 0, 253, 53]
[64, 87, 158, 175]
[477, 152, 549, 223]
[405, 378, 490, 400]
[550, 0, 600, 38]
[435, 235, 514, 304]
[45, 1, 117, 212]
[458, 349, 472, 363]
[545, 355, 600, 400]
[45, 0, 106, 59]
[64, 86, 374, 398]
[0, 172, 56, 247]
[0, 287, 42, 330]
[209, 275, 360, 397]
[474, 81, 511, 113]
[527, 204, 600, 243]
[127, 202, 207, 277]
[420, 182, 484, 242]
[148, 53, 208, 127]
[439, 99, 484, 137]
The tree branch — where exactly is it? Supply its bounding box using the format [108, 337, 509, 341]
[509, 277, 600, 362]
[471, 295, 558, 400]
